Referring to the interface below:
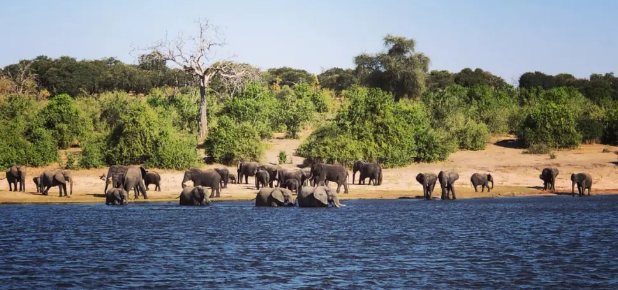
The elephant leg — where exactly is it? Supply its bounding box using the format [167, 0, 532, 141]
[157, 183, 161, 191]
[209, 188, 215, 199]
[473, 185, 478, 192]
[59, 184, 65, 197]
[481, 185, 485, 192]
[216, 187, 220, 198]
[451, 185, 457, 200]
[139, 181, 148, 199]
[8, 182, 13, 191]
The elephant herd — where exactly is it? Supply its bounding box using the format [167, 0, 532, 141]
[2, 162, 596, 206]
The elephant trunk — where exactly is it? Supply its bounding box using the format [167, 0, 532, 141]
[332, 197, 345, 208]
[181, 172, 190, 188]
[70, 178, 73, 196]
[572, 181, 575, 195]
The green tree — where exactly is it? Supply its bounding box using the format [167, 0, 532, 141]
[39, 94, 81, 149]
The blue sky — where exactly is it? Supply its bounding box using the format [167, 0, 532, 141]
[1, 0, 616, 83]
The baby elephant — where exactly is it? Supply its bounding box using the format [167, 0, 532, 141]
[106, 188, 128, 205]
[255, 187, 295, 207]
[33, 176, 40, 193]
[229, 174, 237, 184]
[471, 173, 494, 192]
[571, 173, 592, 197]
[284, 179, 300, 194]
[144, 171, 161, 191]
[540, 168, 559, 192]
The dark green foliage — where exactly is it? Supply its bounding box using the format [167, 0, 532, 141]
[146, 125, 199, 170]
[220, 83, 280, 139]
[205, 116, 264, 165]
[39, 94, 81, 149]
[265, 67, 314, 87]
[524, 143, 551, 155]
[317, 68, 357, 93]
[518, 103, 581, 149]
[278, 151, 287, 164]
[78, 137, 106, 169]
[298, 87, 452, 167]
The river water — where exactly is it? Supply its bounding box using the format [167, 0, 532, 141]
[1, 196, 618, 289]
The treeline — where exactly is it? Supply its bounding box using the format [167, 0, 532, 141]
[1, 34, 617, 169]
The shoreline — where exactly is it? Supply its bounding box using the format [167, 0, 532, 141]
[1, 186, 616, 205]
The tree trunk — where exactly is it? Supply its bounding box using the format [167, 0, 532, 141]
[198, 82, 208, 142]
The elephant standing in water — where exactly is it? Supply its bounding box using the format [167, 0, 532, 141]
[255, 169, 270, 190]
[181, 168, 221, 198]
[39, 170, 73, 197]
[106, 188, 128, 205]
[438, 171, 459, 200]
[179, 186, 210, 206]
[310, 163, 349, 193]
[5, 166, 26, 192]
[255, 187, 295, 207]
[237, 162, 259, 184]
[571, 173, 592, 197]
[471, 173, 494, 192]
[297, 186, 345, 208]
[540, 168, 559, 192]
[416, 173, 437, 200]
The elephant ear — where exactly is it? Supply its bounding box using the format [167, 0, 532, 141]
[113, 190, 122, 200]
[313, 188, 329, 205]
[271, 189, 285, 204]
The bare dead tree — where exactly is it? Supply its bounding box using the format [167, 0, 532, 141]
[5, 61, 36, 95]
[144, 18, 249, 141]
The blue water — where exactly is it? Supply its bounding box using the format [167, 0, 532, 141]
[1, 196, 618, 289]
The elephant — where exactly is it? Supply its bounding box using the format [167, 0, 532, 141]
[103, 165, 130, 194]
[255, 187, 295, 207]
[255, 169, 270, 190]
[540, 168, 559, 192]
[214, 168, 230, 189]
[276, 168, 306, 188]
[33, 176, 40, 193]
[352, 161, 367, 185]
[39, 170, 73, 197]
[284, 179, 300, 194]
[259, 164, 282, 188]
[358, 162, 382, 186]
[471, 173, 494, 192]
[310, 163, 349, 194]
[416, 173, 437, 200]
[144, 171, 161, 191]
[5, 166, 26, 192]
[106, 188, 128, 205]
[571, 173, 592, 197]
[300, 168, 312, 186]
[438, 171, 459, 200]
[237, 162, 259, 184]
[121, 166, 148, 199]
[179, 186, 211, 206]
[229, 173, 237, 184]
[181, 168, 221, 198]
[297, 186, 345, 208]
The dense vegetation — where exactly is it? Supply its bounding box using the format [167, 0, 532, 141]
[1, 34, 618, 169]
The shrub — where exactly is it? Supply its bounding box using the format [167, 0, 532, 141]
[278, 151, 287, 164]
[39, 94, 82, 149]
[549, 151, 557, 159]
[146, 126, 199, 170]
[205, 116, 264, 165]
[524, 143, 551, 154]
[78, 138, 106, 169]
[64, 152, 80, 170]
[298, 87, 453, 167]
[459, 120, 490, 150]
[517, 102, 581, 149]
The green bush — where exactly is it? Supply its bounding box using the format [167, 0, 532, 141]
[78, 137, 106, 169]
[205, 116, 264, 165]
[39, 94, 82, 149]
[146, 126, 199, 170]
[278, 151, 287, 164]
[524, 143, 551, 154]
[459, 120, 490, 150]
[518, 102, 581, 149]
[298, 87, 453, 167]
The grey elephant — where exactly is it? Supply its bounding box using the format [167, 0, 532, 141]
[358, 162, 382, 186]
[416, 173, 437, 200]
[33, 176, 40, 193]
[438, 171, 459, 200]
[540, 168, 559, 192]
[571, 173, 592, 197]
[229, 173, 237, 184]
[255, 187, 295, 207]
[179, 186, 211, 206]
[106, 188, 128, 205]
[122, 166, 148, 199]
[144, 171, 161, 191]
[352, 161, 367, 185]
[5, 166, 26, 192]
[297, 186, 345, 208]
[284, 179, 300, 194]
[255, 169, 270, 189]
[181, 168, 221, 198]
[471, 173, 494, 192]
[103, 165, 134, 194]
[300, 168, 312, 186]
[277, 168, 306, 188]
[214, 168, 230, 189]
[259, 164, 282, 188]
[39, 169, 73, 197]
[310, 163, 349, 193]
[237, 162, 259, 184]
